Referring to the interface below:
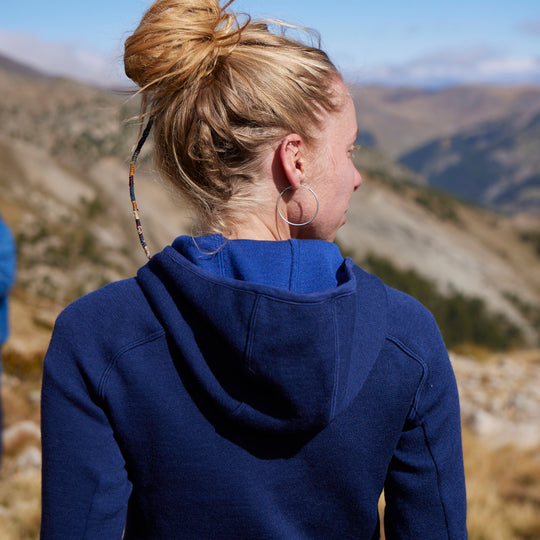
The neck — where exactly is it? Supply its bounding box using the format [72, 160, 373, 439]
[228, 213, 291, 241]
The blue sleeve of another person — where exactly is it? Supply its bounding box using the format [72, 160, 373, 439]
[0, 217, 17, 345]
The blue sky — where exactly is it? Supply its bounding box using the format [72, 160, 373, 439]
[1, 0, 539, 87]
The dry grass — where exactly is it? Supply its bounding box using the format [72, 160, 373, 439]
[1, 349, 42, 540]
[0, 466, 41, 540]
[463, 428, 540, 540]
[377, 427, 540, 539]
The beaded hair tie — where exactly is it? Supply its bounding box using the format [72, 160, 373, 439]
[129, 117, 153, 259]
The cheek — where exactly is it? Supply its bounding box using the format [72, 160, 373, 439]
[314, 146, 336, 177]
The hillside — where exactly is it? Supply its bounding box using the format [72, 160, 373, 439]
[0, 52, 46, 80]
[349, 84, 540, 214]
[337, 171, 540, 346]
[0, 64, 191, 311]
[349, 84, 540, 157]
[400, 111, 540, 213]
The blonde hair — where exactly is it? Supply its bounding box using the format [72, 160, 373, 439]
[124, 0, 342, 234]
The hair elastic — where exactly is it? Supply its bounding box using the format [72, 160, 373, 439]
[129, 117, 153, 259]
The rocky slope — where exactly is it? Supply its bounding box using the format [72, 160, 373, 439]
[337, 174, 540, 346]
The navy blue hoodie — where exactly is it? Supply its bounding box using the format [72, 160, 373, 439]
[41, 236, 467, 539]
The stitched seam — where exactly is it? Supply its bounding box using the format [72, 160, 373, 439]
[98, 329, 166, 399]
[245, 296, 262, 373]
[386, 334, 429, 421]
[329, 301, 340, 419]
[218, 244, 225, 277]
[421, 422, 451, 537]
[288, 240, 295, 290]
[82, 480, 100, 538]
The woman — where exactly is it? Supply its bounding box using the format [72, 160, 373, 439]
[41, 0, 467, 538]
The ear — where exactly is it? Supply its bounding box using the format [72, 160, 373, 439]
[279, 134, 305, 189]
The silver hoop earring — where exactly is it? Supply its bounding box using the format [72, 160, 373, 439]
[277, 185, 320, 226]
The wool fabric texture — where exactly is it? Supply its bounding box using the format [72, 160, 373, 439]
[41, 236, 467, 539]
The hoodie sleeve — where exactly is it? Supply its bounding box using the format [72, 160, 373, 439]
[40, 306, 131, 539]
[0, 220, 16, 296]
[383, 292, 467, 539]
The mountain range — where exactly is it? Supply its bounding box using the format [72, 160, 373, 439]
[400, 111, 540, 213]
[0, 53, 539, 351]
[350, 84, 540, 214]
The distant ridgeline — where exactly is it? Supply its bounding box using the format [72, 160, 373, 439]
[354, 130, 377, 149]
[400, 112, 540, 215]
[349, 84, 540, 216]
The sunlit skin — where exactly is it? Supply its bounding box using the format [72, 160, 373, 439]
[229, 81, 362, 242]
[294, 85, 362, 241]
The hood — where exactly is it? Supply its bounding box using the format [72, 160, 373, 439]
[136, 237, 387, 436]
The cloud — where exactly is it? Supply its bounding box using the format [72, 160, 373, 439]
[347, 47, 540, 87]
[0, 29, 129, 87]
[519, 19, 540, 36]
[2, 29, 539, 90]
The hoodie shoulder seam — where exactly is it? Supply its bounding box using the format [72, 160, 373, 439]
[97, 328, 166, 399]
[385, 334, 429, 421]
[329, 301, 340, 419]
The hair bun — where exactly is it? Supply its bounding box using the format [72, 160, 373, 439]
[124, 0, 246, 91]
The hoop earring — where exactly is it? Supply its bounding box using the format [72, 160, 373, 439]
[277, 185, 320, 226]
